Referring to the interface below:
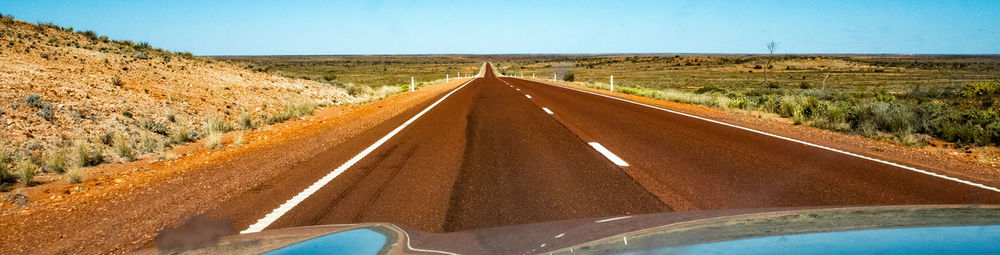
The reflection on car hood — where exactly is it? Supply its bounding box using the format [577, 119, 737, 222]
[157, 205, 1000, 254]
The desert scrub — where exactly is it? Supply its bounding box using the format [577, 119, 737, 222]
[170, 127, 197, 144]
[238, 112, 255, 130]
[24, 93, 55, 121]
[139, 118, 171, 136]
[0, 144, 16, 189]
[140, 133, 163, 154]
[201, 116, 233, 135]
[17, 160, 38, 186]
[67, 168, 83, 184]
[44, 148, 70, 173]
[75, 142, 105, 166]
[204, 132, 223, 149]
[113, 134, 136, 161]
[263, 99, 319, 125]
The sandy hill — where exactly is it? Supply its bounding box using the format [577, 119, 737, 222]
[0, 16, 350, 189]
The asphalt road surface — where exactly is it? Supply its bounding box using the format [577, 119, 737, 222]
[200, 63, 1000, 236]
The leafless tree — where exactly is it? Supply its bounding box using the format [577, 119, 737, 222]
[764, 41, 777, 85]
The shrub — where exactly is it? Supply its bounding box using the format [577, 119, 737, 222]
[958, 82, 999, 98]
[170, 127, 197, 144]
[113, 135, 136, 161]
[17, 160, 38, 186]
[264, 100, 319, 125]
[45, 149, 70, 173]
[849, 100, 915, 136]
[75, 142, 104, 167]
[140, 133, 162, 154]
[133, 51, 149, 60]
[24, 93, 43, 108]
[67, 168, 83, 184]
[323, 73, 337, 81]
[139, 118, 170, 136]
[35, 104, 54, 121]
[204, 132, 222, 150]
[238, 112, 254, 130]
[695, 86, 724, 94]
[778, 95, 819, 124]
[0, 144, 16, 189]
[201, 116, 232, 135]
[562, 73, 575, 82]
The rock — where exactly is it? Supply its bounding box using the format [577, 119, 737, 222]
[4, 193, 29, 206]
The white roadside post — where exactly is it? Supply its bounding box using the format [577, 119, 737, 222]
[532, 73, 535, 79]
[610, 74, 614, 92]
[411, 77, 415, 92]
[446, 74, 449, 82]
[554, 73, 557, 82]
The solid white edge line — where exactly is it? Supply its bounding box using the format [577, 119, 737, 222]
[542, 107, 554, 114]
[595, 215, 632, 223]
[589, 142, 629, 167]
[240, 77, 480, 234]
[513, 77, 1000, 193]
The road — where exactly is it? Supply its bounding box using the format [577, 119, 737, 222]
[199, 63, 1000, 236]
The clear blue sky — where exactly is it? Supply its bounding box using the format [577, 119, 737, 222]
[2, 0, 998, 55]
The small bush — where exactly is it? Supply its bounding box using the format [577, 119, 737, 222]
[0, 144, 16, 189]
[849, 100, 916, 136]
[958, 82, 1000, 98]
[238, 112, 254, 130]
[201, 116, 232, 135]
[133, 51, 149, 60]
[113, 135, 136, 161]
[140, 133, 162, 154]
[170, 127, 197, 144]
[264, 100, 319, 125]
[204, 132, 223, 150]
[45, 149, 70, 173]
[36, 104, 54, 121]
[24, 93, 43, 108]
[562, 73, 575, 82]
[67, 168, 83, 184]
[695, 86, 724, 94]
[139, 118, 170, 136]
[17, 161, 38, 186]
[323, 73, 337, 81]
[75, 142, 104, 167]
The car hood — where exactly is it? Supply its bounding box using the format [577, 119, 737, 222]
[144, 204, 1000, 254]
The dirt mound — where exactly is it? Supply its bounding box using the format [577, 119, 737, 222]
[0, 17, 351, 190]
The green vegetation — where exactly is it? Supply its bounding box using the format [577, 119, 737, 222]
[263, 99, 319, 125]
[494, 55, 1000, 147]
[212, 55, 480, 100]
[75, 142, 105, 167]
[113, 135, 136, 161]
[17, 160, 38, 186]
[67, 168, 83, 184]
[44, 148, 70, 173]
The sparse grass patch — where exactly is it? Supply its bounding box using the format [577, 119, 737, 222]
[17, 160, 38, 186]
[201, 116, 232, 135]
[238, 112, 254, 130]
[204, 132, 222, 150]
[75, 142, 104, 167]
[263, 99, 319, 125]
[0, 144, 16, 190]
[44, 148, 70, 173]
[67, 168, 83, 184]
[170, 127, 197, 144]
[113, 135, 136, 161]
